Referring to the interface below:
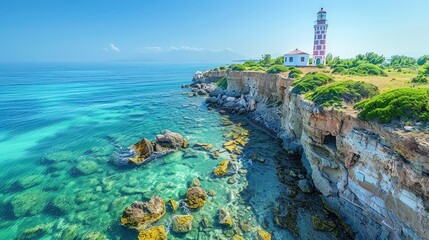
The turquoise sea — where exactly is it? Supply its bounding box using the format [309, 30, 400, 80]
[0, 63, 348, 240]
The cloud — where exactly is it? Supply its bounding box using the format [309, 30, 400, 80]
[137, 46, 236, 53]
[103, 43, 120, 52]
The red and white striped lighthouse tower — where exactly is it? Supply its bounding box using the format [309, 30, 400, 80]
[312, 8, 328, 66]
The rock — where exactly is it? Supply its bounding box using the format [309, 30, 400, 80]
[84, 231, 109, 240]
[298, 179, 313, 193]
[227, 176, 236, 184]
[212, 151, 220, 159]
[218, 208, 233, 228]
[183, 149, 198, 159]
[75, 160, 98, 175]
[197, 89, 207, 95]
[155, 130, 185, 151]
[238, 169, 248, 175]
[43, 151, 74, 163]
[286, 187, 298, 197]
[192, 71, 205, 82]
[137, 225, 167, 240]
[257, 230, 272, 240]
[186, 187, 207, 209]
[312, 215, 336, 232]
[193, 143, 213, 151]
[120, 187, 147, 195]
[232, 235, 245, 240]
[239, 220, 252, 232]
[60, 224, 81, 240]
[52, 194, 75, 214]
[189, 178, 201, 187]
[120, 196, 166, 229]
[172, 215, 193, 233]
[207, 190, 216, 197]
[206, 97, 218, 104]
[224, 141, 237, 153]
[182, 139, 189, 148]
[249, 99, 256, 111]
[11, 190, 48, 217]
[17, 175, 44, 189]
[226, 97, 236, 102]
[213, 160, 230, 176]
[169, 200, 179, 212]
[18, 223, 52, 239]
[129, 138, 153, 164]
[404, 126, 414, 132]
[289, 170, 298, 178]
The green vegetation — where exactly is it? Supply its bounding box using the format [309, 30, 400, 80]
[266, 65, 289, 74]
[420, 62, 429, 75]
[307, 80, 379, 107]
[291, 72, 333, 94]
[411, 74, 428, 84]
[417, 55, 429, 66]
[229, 64, 247, 71]
[288, 68, 303, 78]
[219, 66, 227, 70]
[355, 88, 429, 123]
[389, 55, 417, 68]
[329, 52, 387, 76]
[215, 77, 228, 89]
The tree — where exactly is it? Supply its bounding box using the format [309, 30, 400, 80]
[274, 56, 284, 65]
[389, 55, 417, 68]
[259, 54, 272, 66]
[417, 55, 429, 66]
[357, 52, 385, 65]
[420, 62, 429, 75]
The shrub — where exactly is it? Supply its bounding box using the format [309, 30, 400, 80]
[219, 66, 227, 70]
[243, 61, 259, 68]
[291, 72, 333, 94]
[411, 74, 428, 84]
[420, 62, 429, 75]
[355, 88, 429, 123]
[229, 64, 247, 71]
[317, 64, 325, 68]
[389, 55, 417, 68]
[307, 80, 379, 107]
[215, 77, 228, 90]
[417, 55, 429, 66]
[266, 65, 289, 74]
[288, 68, 303, 78]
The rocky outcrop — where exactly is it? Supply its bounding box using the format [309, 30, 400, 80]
[120, 196, 166, 229]
[204, 70, 429, 240]
[186, 187, 207, 209]
[128, 130, 187, 164]
[172, 215, 193, 233]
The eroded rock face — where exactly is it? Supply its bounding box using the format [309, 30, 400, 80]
[120, 196, 166, 229]
[205, 70, 429, 240]
[186, 187, 207, 209]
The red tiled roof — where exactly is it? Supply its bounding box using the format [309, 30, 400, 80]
[286, 49, 309, 55]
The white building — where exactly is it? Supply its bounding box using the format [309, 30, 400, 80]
[284, 49, 310, 67]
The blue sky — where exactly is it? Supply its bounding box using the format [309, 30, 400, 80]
[0, 0, 428, 62]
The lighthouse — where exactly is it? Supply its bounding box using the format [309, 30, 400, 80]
[313, 8, 328, 66]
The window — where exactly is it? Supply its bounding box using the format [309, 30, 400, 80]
[284, 57, 287, 62]
[289, 57, 293, 62]
[301, 57, 305, 62]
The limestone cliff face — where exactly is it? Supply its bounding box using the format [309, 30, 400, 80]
[211, 70, 429, 240]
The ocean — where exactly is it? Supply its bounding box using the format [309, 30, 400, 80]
[0, 63, 342, 239]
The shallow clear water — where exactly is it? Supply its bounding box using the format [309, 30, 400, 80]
[0, 63, 348, 240]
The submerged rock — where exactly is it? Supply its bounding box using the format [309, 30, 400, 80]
[74, 160, 98, 175]
[218, 208, 233, 228]
[192, 143, 214, 151]
[213, 160, 236, 177]
[186, 187, 207, 209]
[137, 225, 167, 240]
[257, 229, 272, 240]
[84, 231, 109, 240]
[43, 151, 74, 164]
[11, 190, 48, 217]
[169, 200, 179, 212]
[298, 179, 313, 193]
[154, 130, 185, 151]
[120, 196, 166, 229]
[18, 223, 52, 240]
[172, 215, 193, 233]
[17, 174, 44, 189]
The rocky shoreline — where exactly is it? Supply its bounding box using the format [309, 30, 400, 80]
[193, 69, 429, 240]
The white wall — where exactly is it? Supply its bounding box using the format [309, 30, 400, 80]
[284, 54, 309, 67]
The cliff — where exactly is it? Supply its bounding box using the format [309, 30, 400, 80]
[208, 70, 429, 240]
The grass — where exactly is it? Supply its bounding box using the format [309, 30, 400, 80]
[215, 77, 228, 90]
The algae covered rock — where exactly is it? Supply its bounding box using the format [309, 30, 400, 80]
[192, 143, 213, 151]
[120, 196, 166, 229]
[138, 225, 167, 240]
[172, 215, 193, 233]
[129, 138, 154, 164]
[218, 208, 233, 228]
[232, 235, 245, 240]
[43, 151, 74, 163]
[11, 190, 48, 217]
[18, 223, 52, 239]
[169, 199, 179, 212]
[17, 174, 45, 189]
[311, 215, 336, 232]
[213, 160, 236, 177]
[74, 160, 98, 175]
[186, 187, 207, 209]
[257, 229, 272, 240]
[84, 231, 109, 240]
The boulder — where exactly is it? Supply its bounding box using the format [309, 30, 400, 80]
[154, 130, 185, 151]
[298, 179, 313, 193]
[120, 196, 166, 229]
[129, 138, 153, 164]
[137, 226, 167, 240]
[172, 215, 193, 233]
[218, 208, 233, 228]
[169, 200, 179, 212]
[206, 97, 218, 104]
[257, 230, 272, 240]
[192, 71, 205, 83]
[249, 99, 256, 111]
[11, 190, 48, 217]
[197, 89, 207, 95]
[192, 143, 213, 151]
[75, 160, 98, 175]
[17, 175, 44, 189]
[18, 223, 52, 239]
[186, 187, 207, 209]
[226, 97, 236, 102]
[213, 160, 236, 177]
